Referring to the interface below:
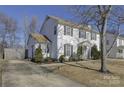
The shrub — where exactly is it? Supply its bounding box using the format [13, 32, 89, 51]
[59, 55, 65, 63]
[77, 46, 83, 56]
[34, 46, 43, 63]
[77, 46, 84, 60]
[69, 53, 79, 62]
[44, 57, 57, 63]
[44, 57, 51, 62]
[91, 45, 100, 60]
[69, 56, 75, 61]
[52, 58, 58, 62]
[44, 57, 52, 63]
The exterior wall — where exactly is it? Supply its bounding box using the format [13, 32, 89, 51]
[27, 37, 49, 59]
[40, 18, 58, 58]
[27, 36, 35, 59]
[117, 37, 124, 47]
[106, 33, 118, 58]
[106, 33, 124, 59]
[57, 24, 100, 59]
[116, 37, 124, 58]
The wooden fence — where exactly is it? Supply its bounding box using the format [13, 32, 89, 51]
[4, 48, 25, 60]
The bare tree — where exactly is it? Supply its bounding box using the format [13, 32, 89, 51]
[24, 16, 29, 49]
[29, 16, 37, 33]
[0, 12, 17, 48]
[23, 16, 38, 49]
[71, 5, 124, 73]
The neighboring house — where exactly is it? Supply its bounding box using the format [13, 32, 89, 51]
[105, 32, 124, 58]
[27, 15, 124, 60]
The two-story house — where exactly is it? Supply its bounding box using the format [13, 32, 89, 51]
[27, 15, 124, 60]
[27, 15, 100, 60]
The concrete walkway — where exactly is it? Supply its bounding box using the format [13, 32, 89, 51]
[2, 60, 83, 87]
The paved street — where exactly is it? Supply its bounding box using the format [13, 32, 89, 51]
[2, 60, 83, 87]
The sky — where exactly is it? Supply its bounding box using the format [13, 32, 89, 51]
[0, 5, 73, 46]
[0, 6, 124, 47]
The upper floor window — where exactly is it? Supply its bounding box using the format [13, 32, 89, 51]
[54, 26, 57, 35]
[106, 40, 109, 45]
[79, 30, 86, 38]
[86, 32, 90, 40]
[91, 32, 97, 40]
[64, 44, 73, 56]
[64, 26, 73, 36]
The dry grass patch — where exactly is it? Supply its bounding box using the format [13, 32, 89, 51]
[0, 59, 3, 86]
[52, 59, 124, 87]
[0, 59, 8, 86]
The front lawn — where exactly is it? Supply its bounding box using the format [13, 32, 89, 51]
[0, 59, 3, 86]
[0, 59, 7, 87]
[51, 59, 124, 87]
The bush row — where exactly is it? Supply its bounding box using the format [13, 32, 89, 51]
[34, 45, 100, 63]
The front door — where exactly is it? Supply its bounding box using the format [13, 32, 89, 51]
[82, 46, 87, 59]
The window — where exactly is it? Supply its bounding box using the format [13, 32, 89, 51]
[54, 26, 57, 35]
[91, 33, 96, 40]
[86, 32, 90, 40]
[46, 44, 49, 53]
[64, 44, 73, 56]
[106, 40, 109, 45]
[119, 39, 123, 45]
[79, 30, 86, 38]
[64, 26, 73, 36]
[118, 49, 123, 53]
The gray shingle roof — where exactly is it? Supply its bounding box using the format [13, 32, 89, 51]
[47, 15, 92, 31]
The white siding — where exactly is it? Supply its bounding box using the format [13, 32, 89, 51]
[27, 37, 49, 59]
[106, 33, 118, 58]
[27, 37, 36, 59]
[40, 18, 58, 58]
[57, 24, 100, 59]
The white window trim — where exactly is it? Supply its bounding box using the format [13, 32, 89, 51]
[64, 26, 73, 36]
[91, 32, 97, 40]
[79, 30, 86, 38]
[64, 44, 73, 57]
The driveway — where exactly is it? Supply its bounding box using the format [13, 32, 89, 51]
[2, 60, 83, 87]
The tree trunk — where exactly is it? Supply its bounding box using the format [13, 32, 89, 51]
[100, 17, 109, 73]
[98, 5, 112, 73]
[100, 35, 108, 72]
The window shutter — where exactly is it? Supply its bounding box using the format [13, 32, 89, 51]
[71, 28, 73, 36]
[71, 45, 73, 56]
[54, 26, 57, 35]
[95, 33, 97, 40]
[64, 44, 66, 56]
[79, 30, 80, 38]
[91, 32, 92, 40]
[64, 26, 66, 35]
[47, 44, 49, 53]
[84, 32, 86, 39]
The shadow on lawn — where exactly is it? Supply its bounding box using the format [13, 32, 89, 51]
[64, 62, 99, 72]
[63, 62, 113, 74]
